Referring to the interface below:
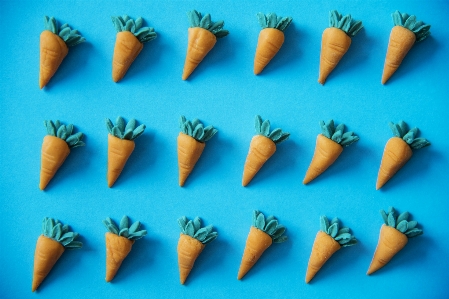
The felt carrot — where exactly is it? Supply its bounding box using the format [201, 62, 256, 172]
[105, 117, 146, 187]
[111, 15, 157, 82]
[318, 10, 363, 84]
[253, 12, 292, 75]
[103, 216, 147, 282]
[303, 120, 359, 184]
[238, 210, 287, 280]
[39, 16, 85, 89]
[242, 115, 290, 186]
[178, 116, 218, 186]
[381, 11, 431, 84]
[32, 217, 82, 292]
[177, 216, 218, 284]
[305, 216, 356, 283]
[40, 120, 85, 190]
[376, 121, 430, 190]
[368, 207, 423, 274]
[182, 10, 229, 80]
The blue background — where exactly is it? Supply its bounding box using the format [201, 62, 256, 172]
[1, 0, 448, 298]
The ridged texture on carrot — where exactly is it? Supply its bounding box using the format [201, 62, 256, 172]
[40, 135, 70, 190]
[105, 232, 134, 282]
[238, 227, 273, 280]
[254, 28, 284, 74]
[182, 27, 217, 80]
[107, 134, 135, 187]
[39, 30, 68, 89]
[32, 236, 65, 292]
[112, 31, 143, 82]
[177, 234, 205, 284]
[177, 133, 205, 186]
[242, 135, 276, 186]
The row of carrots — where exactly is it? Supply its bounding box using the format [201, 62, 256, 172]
[40, 117, 430, 191]
[39, 10, 431, 87]
[32, 208, 423, 291]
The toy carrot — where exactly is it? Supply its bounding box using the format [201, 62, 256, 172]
[32, 217, 82, 292]
[253, 12, 292, 75]
[305, 216, 356, 283]
[177, 216, 218, 284]
[40, 120, 85, 190]
[376, 121, 430, 190]
[178, 116, 218, 186]
[238, 211, 287, 279]
[103, 215, 147, 282]
[106, 116, 146, 187]
[303, 120, 359, 184]
[318, 10, 363, 84]
[368, 207, 423, 274]
[381, 11, 431, 84]
[182, 10, 229, 80]
[242, 115, 290, 186]
[39, 16, 85, 89]
[111, 15, 157, 82]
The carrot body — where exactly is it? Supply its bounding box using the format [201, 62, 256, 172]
[254, 28, 285, 75]
[305, 231, 340, 283]
[177, 233, 205, 284]
[32, 235, 65, 292]
[40, 135, 70, 190]
[367, 224, 408, 274]
[237, 227, 272, 279]
[112, 31, 143, 82]
[105, 232, 134, 282]
[303, 134, 343, 184]
[182, 27, 217, 80]
[318, 27, 351, 84]
[177, 133, 205, 186]
[381, 26, 416, 84]
[242, 135, 276, 186]
[376, 137, 412, 190]
[107, 134, 135, 187]
[39, 30, 68, 89]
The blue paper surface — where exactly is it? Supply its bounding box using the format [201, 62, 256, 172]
[1, 0, 448, 298]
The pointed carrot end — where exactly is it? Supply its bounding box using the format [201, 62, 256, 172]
[179, 173, 188, 187]
[317, 76, 325, 85]
[303, 177, 311, 185]
[242, 178, 250, 187]
[376, 178, 385, 190]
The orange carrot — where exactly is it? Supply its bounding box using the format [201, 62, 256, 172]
[182, 10, 229, 80]
[381, 11, 431, 84]
[242, 115, 289, 186]
[376, 121, 430, 190]
[318, 11, 363, 84]
[253, 13, 292, 75]
[303, 120, 358, 184]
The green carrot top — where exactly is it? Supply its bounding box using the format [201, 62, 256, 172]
[328, 10, 363, 37]
[106, 116, 146, 141]
[257, 12, 292, 32]
[380, 207, 423, 238]
[255, 115, 290, 144]
[43, 16, 85, 47]
[320, 216, 357, 247]
[42, 217, 83, 249]
[320, 119, 359, 146]
[392, 11, 431, 42]
[252, 210, 287, 243]
[178, 216, 218, 244]
[179, 115, 218, 143]
[103, 215, 147, 241]
[44, 120, 85, 148]
[187, 10, 229, 38]
[389, 121, 430, 149]
[111, 15, 157, 43]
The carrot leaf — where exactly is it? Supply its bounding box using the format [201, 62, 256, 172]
[111, 15, 157, 43]
[380, 207, 423, 238]
[178, 216, 218, 244]
[41, 217, 83, 249]
[252, 210, 287, 243]
[257, 13, 293, 32]
[44, 120, 85, 148]
[391, 11, 431, 42]
[328, 10, 363, 37]
[187, 10, 229, 38]
[104, 216, 147, 241]
[44, 16, 85, 47]
[179, 115, 217, 143]
[320, 216, 357, 247]
[254, 115, 290, 144]
[320, 120, 359, 147]
[106, 117, 145, 141]
[388, 121, 430, 149]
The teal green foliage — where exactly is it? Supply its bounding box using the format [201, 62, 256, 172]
[252, 210, 287, 243]
[106, 116, 146, 141]
[392, 11, 431, 42]
[44, 16, 85, 47]
[179, 115, 217, 143]
[42, 217, 83, 249]
[254, 115, 290, 144]
[389, 121, 430, 149]
[257, 12, 292, 32]
[320, 216, 357, 247]
[178, 216, 218, 244]
[380, 207, 423, 238]
[111, 15, 157, 43]
[328, 10, 363, 37]
[44, 120, 85, 148]
[187, 10, 229, 38]
[103, 216, 147, 241]
[319, 120, 359, 146]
